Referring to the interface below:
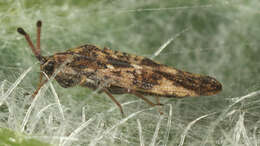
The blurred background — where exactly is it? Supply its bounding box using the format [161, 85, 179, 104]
[0, 0, 260, 145]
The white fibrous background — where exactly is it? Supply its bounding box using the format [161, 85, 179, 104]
[0, 0, 260, 146]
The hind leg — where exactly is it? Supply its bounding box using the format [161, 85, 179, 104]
[156, 96, 164, 115]
[132, 91, 162, 106]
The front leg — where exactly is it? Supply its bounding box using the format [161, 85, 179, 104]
[32, 72, 47, 98]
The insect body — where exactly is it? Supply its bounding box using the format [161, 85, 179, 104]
[17, 21, 222, 116]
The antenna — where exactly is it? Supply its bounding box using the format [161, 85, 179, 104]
[17, 20, 45, 63]
[36, 20, 42, 50]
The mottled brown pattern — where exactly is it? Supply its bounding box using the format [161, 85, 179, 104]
[106, 56, 133, 68]
[40, 44, 222, 98]
[96, 61, 107, 69]
[101, 47, 110, 55]
[112, 70, 121, 76]
[141, 58, 161, 67]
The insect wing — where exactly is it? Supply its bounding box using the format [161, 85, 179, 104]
[68, 45, 222, 97]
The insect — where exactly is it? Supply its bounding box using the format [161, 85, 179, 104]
[17, 20, 222, 116]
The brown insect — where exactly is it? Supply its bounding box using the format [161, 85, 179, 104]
[17, 20, 222, 116]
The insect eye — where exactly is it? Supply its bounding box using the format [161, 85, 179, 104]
[44, 61, 55, 75]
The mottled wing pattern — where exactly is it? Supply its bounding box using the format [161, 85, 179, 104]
[67, 44, 222, 97]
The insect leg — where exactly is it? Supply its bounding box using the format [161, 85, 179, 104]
[32, 73, 47, 98]
[36, 20, 42, 51]
[102, 88, 125, 117]
[132, 92, 162, 106]
[156, 96, 164, 115]
[156, 96, 163, 106]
